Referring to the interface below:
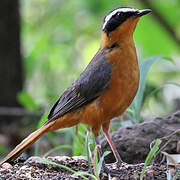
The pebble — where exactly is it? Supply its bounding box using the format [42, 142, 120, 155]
[1, 162, 13, 169]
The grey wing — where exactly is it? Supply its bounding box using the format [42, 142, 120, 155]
[44, 50, 112, 125]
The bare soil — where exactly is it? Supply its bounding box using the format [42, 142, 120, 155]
[0, 156, 171, 180]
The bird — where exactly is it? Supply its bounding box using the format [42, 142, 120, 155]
[0, 7, 151, 166]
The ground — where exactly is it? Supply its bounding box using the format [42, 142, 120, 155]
[1, 111, 180, 179]
[0, 156, 174, 180]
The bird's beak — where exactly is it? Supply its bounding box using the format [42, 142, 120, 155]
[136, 9, 152, 17]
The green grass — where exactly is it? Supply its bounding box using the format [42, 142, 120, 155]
[96, 151, 110, 177]
[140, 139, 162, 180]
[41, 159, 98, 180]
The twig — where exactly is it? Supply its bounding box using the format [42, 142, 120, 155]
[150, 129, 180, 162]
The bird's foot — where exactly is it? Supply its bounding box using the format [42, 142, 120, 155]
[102, 160, 127, 176]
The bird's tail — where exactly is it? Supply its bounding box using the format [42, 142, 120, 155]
[0, 121, 55, 165]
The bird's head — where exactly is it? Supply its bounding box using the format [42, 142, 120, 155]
[102, 7, 151, 37]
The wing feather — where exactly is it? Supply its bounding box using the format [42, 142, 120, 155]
[45, 49, 112, 125]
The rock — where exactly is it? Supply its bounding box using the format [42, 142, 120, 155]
[101, 111, 180, 164]
[1, 162, 13, 169]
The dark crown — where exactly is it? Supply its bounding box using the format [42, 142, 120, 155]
[102, 7, 138, 34]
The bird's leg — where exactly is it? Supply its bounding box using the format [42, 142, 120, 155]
[94, 136, 102, 158]
[102, 127, 123, 164]
[94, 136, 110, 173]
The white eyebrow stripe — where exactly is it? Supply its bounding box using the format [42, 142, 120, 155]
[102, 8, 137, 30]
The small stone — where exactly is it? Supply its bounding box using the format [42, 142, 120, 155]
[146, 169, 154, 177]
[20, 165, 29, 170]
[48, 156, 71, 162]
[25, 156, 43, 165]
[1, 162, 13, 169]
[73, 156, 87, 161]
[81, 163, 88, 168]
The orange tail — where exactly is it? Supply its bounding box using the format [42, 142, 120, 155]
[0, 121, 55, 165]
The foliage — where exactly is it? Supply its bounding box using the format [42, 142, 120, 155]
[140, 139, 162, 180]
[41, 159, 98, 180]
[96, 151, 110, 177]
[72, 125, 90, 156]
[17, 91, 40, 111]
[129, 56, 174, 123]
[20, 0, 180, 109]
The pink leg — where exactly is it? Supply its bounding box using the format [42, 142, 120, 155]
[102, 127, 123, 164]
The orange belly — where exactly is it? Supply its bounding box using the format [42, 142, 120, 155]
[49, 43, 139, 136]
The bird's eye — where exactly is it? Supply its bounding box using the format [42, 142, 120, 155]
[117, 12, 121, 16]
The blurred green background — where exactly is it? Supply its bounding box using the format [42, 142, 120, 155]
[21, 0, 180, 119]
[0, 0, 180, 159]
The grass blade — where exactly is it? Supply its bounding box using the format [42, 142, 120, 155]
[41, 160, 91, 180]
[130, 56, 174, 123]
[72, 172, 98, 180]
[140, 139, 162, 180]
[97, 151, 110, 176]
[85, 131, 93, 172]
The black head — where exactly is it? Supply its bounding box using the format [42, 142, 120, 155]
[102, 7, 151, 34]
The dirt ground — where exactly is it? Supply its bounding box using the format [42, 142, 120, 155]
[0, 155, 177, 180]
[1, 112, 180, 179]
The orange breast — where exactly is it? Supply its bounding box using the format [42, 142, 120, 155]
[100, 44, 139, 120]
[49, 37, 139, 137]
[81, 41, 139, 133]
